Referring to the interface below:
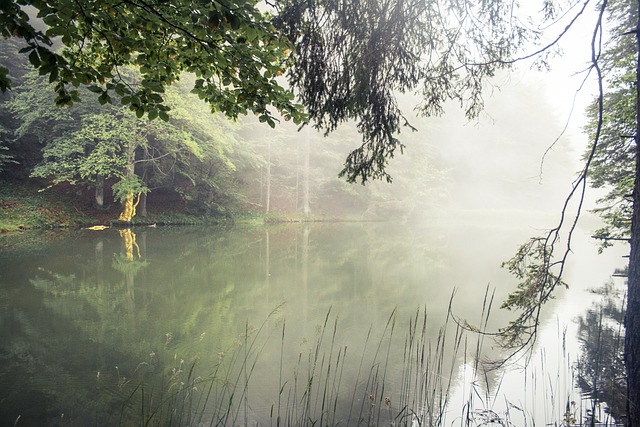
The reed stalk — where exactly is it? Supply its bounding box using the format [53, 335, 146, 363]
[110, 294, 620, 427]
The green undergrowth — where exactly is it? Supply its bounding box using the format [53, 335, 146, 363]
[0, 184, 88, 231]
[121, 212, 231, 227]
[0, 184, 355, 233]
[0, 184, 232, 231]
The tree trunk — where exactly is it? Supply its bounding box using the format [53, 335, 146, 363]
[95, 175, 104, 208]
[138, 146, 150, 218]
[139, 192, 147, 217]
[264, 229, 270, 302]
[265, 138, 271, 213]
[119, 192, 141, 222]
[302, 128, 310, 217]
[626, 2, 640, 424]
[118, 143, 139, 222]
[295, 143, 300, 212]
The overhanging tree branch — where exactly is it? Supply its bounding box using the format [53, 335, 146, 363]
[463, 0, 610, 368]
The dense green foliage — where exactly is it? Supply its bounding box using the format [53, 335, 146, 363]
[0, 65, 447, 223]
[1, 0, 559, 183]
[1, 0, 461, 220]
[577, 3, 640, 418]
[584, 0, 637, 246]
[4, 69, 244, 214]
[0, 0, 303, 126]
[1, 27, 451, 224]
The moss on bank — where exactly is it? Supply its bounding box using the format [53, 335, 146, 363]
[0, 184, 228, 232]
[0, 186, 84, 232]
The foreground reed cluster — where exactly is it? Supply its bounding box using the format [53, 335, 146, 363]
[108, 296, 622, 427]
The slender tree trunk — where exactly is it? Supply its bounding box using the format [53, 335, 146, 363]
[95, 175, 104, 208]
[264, 230, 270, 303]
[295, 143, 300, 212]
[626, 2, 640, 424]
[302, 128, 310, 217]
[265, 138, 271, 213]
[139, 148, 149, 217]
[139, 192, 147, 217]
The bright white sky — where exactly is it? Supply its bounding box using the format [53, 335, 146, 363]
[517, 0, 608, 148]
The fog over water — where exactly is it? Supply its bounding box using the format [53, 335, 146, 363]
[0, 64, 629, 426]
[364, 62, 627, 423]
[420, 66, 627, 422]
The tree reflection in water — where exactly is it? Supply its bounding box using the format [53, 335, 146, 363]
[113, 228, 148, 315]
[117, 228, 141, 261]
[575, 278, 626, 425]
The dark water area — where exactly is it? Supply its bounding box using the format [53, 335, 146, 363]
[0, 218, 627, 426]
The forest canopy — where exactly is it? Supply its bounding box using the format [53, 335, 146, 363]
[1, 0, 554, 183]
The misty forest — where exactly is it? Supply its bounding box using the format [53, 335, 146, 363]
[0, 0, 639, 426]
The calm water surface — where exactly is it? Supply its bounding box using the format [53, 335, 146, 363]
[0, 217, 626, 426]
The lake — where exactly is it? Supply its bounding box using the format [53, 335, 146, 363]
[0, 213, 628, 426]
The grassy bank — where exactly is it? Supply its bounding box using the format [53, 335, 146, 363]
[0, 184, 88, 232]
[0, 184, 230, 232]
[0, 184, 362, 233]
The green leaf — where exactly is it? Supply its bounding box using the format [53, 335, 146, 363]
[0, 67, 10, 91]
[114, 84, 127, 96]
[42, 14, 60, 26]
[98, 92, 111, 105]
[48, 67, 58, 83]
[142, 79, 165, 93]
[266, 117, 276, 128]
[28, 50, 40, 68]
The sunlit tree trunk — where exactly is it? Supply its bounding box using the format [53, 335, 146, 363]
[119, 143, 139, 222]
[119, 192, 141, 222]
[626, 1, 640, 423]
